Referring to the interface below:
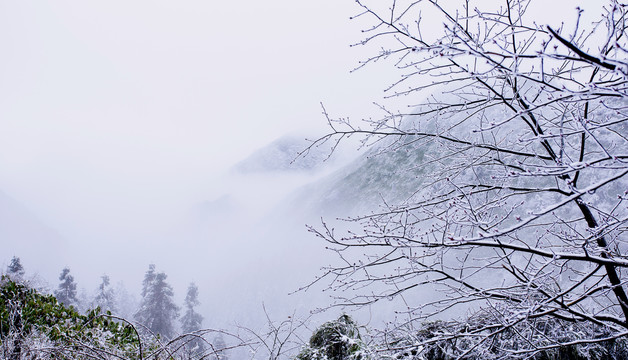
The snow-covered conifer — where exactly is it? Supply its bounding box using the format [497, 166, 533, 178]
[141, 263, 156, 298]
[93, 274, 116, 313]
[6, 256, 25, 281]
[54, 267, 78, 307]
[135, 264, 179, 338]
[212, 334, 228, 360]
[181, 282, 203, 333]
[181, 282, 204, 351]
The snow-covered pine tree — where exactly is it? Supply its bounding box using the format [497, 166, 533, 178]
[114, 281, 138, 320]
[54, 267, 78, 307]
[181, 282, 204, 351]
[6, 256, 25, 281]
[135, 264, 179, 338]
[181, 282, 203, 333]
[93, 274, 116, 313]
[212, 334, 228, 360]
[141, 264, 156, 298]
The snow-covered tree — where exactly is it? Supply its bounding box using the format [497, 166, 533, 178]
[212, 334, 228, 360]
[141, 263, 156, 298]
[115, 281, 138, 320]
[135, 264, 179, 338]
[297, 315, 369, 360]
[54, 267, 77, 307]
[181, 282, 203, 333]
[6, 256, 25, 281]
[93, 274, 116, 314]
[180, 282, 204, 352]
[306, 0, 628, 358]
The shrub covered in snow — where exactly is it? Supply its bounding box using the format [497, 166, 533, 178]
[0, 276, 139, 359]
[383, 308, 628, 360]
[297, 315, 370, 360]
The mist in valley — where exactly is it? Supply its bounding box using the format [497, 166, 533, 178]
[3, 1, 626, 359]
[0, 0, 400, 336]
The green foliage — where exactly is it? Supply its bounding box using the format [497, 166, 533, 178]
[297, 315, 369, 360]
[0, 276, 139, 357]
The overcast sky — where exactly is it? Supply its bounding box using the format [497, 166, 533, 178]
[0, 0, 394, 240]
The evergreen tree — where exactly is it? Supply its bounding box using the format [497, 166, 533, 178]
[115, 281, 138, 320]
[181, 282, 203, 333]
[141, 264, 156, 298]
[212, 334, 228, 360]
[135, 265, 179, 338]
[181, 282, 204, 351]
[93, 274, 116, 313]
[6, 256, 25, 281]
[54, 267, 77, 307]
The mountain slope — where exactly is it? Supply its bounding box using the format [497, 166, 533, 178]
[233, 134, 342, 174]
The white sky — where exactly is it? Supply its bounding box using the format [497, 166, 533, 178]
[0, 1, 394, 236]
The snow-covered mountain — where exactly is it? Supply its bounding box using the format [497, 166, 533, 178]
[233, 134, 342, 174]
[275, 137, 429, 220]
[181, 135, 433, 327]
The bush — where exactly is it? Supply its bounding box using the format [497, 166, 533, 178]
[297, 315, 370, 360]
[0, 276, 139, 359]
[385, 309, 628, 360]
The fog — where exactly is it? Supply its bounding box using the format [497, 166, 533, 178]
[0, 0, 588, 335]
[0, 0, 393, 330]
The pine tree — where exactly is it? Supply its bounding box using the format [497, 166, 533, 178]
[135, 264, 179, 338]
[181, 282, 204, 351]
[181, 283, 203, 333]
[141, 264, 156, 298]
[115, 281, 138, 320]
[54, 267, 78, 307]
[93, 274, 116, 313]
[6, 256, 25, 281]
[212, 334, 228, 360]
